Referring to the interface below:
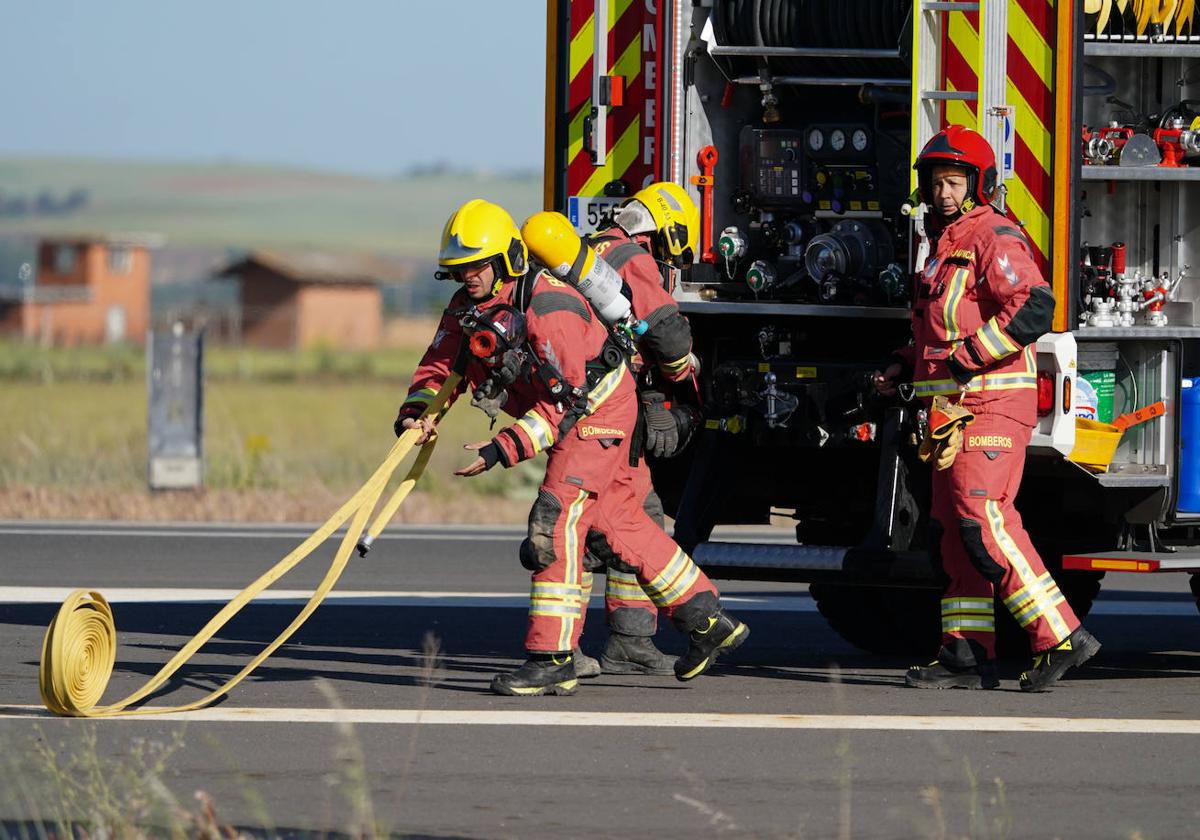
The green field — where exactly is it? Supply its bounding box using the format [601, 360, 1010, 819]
[0, 339, 545, 522]
[0, 157, 542, 257]
[5, 379, 542, 489]
[0, 337, 425, 384]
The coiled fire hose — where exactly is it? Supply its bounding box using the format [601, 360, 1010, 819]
[38, 373, 461, 717]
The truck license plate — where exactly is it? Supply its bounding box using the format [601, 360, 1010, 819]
[567, 195, 622, 234]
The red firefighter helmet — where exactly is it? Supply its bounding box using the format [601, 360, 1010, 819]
[914, 125, 998, 213]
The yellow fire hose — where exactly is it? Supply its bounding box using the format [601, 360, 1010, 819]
[38, 373, 461, 717]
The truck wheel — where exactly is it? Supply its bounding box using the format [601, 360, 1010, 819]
[809, 583, 941, 656]
[1189, 574, 1200, 617]
[810, 568, 1103, 660]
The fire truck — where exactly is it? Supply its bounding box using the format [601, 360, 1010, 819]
[544, 0, 1200, 655]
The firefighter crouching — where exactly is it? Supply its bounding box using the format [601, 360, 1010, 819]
[571, 181, 704, 677]
[874, 125, 1101, 692]
[396, 199, 749, 696]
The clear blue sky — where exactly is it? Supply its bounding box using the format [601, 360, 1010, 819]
[1, 0, 547, 175]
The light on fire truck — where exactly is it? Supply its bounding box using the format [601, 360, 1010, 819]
[1036, 370, 1071, 418]
[1037, 370, 1054, 417]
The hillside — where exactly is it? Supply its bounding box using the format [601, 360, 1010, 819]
[0, 157, 543, 257]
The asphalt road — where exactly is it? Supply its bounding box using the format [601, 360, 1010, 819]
[2, 522, 1199, 839]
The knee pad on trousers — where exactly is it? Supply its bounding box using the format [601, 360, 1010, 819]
[609, 606, 657, 637]
[518, 538, 542, 572]
[522, 489, 563, 572]
[585, 527, 638, 574]
[584, 528, 615, 572]
[959, 518, 1006, 585]
[581, 550, 606, 572]
[669, 590, 720, 634]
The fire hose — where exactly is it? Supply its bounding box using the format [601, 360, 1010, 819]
[37, 372, 462, 717]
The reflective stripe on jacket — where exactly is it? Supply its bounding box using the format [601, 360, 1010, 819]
[898, 205, 1055, 426]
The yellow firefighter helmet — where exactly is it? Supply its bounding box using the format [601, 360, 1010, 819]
[437, 200, 528, 289]
[618, 181, 700, 268]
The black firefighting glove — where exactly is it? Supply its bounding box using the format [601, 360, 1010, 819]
[669, 403, 701, 457]
[478, 441, 501, 470]
[471, 348, 528, 424]
[394, 405, 422, 437]
[641, 390, 677, 457]
[470, 388, 508, 424]
[642, 390, 683, 458]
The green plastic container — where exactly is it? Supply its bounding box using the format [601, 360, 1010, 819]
[1081, 370, 1116, 424]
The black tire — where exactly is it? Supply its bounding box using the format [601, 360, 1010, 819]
[1191, 573, 1200, 613]
[809, 583, 941, 656]
[810, 567, 1102, 660]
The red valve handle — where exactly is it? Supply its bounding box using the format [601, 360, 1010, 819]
[694, 145, 719, 264]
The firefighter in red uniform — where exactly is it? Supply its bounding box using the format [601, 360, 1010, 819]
[396, 199, 749, 696]
[577, 181, 703, 677]
[875, 126, 1101, 691]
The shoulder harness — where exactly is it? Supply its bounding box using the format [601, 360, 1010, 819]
[511, 268, 628, 435]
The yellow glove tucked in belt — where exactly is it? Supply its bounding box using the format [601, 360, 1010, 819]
[918, 396, 975, 471]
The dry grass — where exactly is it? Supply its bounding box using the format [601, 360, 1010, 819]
[0, 330, 434, 385]
[0, 376, 542, 523]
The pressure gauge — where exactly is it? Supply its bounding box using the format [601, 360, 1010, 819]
[807, 128, 824, 152]
[852, 129, 869, 152]
[830, 129, 846, 152]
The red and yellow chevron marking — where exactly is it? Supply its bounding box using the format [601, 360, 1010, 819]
[940, 1, 1057, 282]
[563, 0, 658, 200]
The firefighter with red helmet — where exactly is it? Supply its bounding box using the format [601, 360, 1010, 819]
[575, 181, 704, 677]
[396, 199, 749, 696]
[874, 125, 1100, 691]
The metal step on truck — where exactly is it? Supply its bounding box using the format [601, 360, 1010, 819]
[544, 0, 1200, 655]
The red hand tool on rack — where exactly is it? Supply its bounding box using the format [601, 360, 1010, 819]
[691, 145, 719, 264]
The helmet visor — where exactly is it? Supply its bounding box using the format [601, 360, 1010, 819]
[439, 233, 487, 267]
[443, 256, 500, 286]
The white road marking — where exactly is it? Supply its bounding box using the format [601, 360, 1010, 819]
[0, 586, 1191, 616]
[0, 523, 797, 543]
[3, 705, 1200, 734]
[0, 587, 535, 607]
[0, 586, 815, 611]
[0, 527, 521, 542]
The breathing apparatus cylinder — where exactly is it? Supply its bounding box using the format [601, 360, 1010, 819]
[521, 211, 647, 335]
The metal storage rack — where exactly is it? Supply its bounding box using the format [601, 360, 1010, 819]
[1073, 17, 1200, 499]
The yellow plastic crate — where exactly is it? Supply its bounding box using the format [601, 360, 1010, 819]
[1067, 418, 1122, 473]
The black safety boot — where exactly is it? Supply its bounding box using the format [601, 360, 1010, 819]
[490, 653, 577, 696]
[600, 632, 677, 676]
[907, 639, 998, 690]
[675, 609, 749, 681]
[906, 658, 1000, 690]
[573, 647, 601, 679]
[1019, 627, 1101, 692]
